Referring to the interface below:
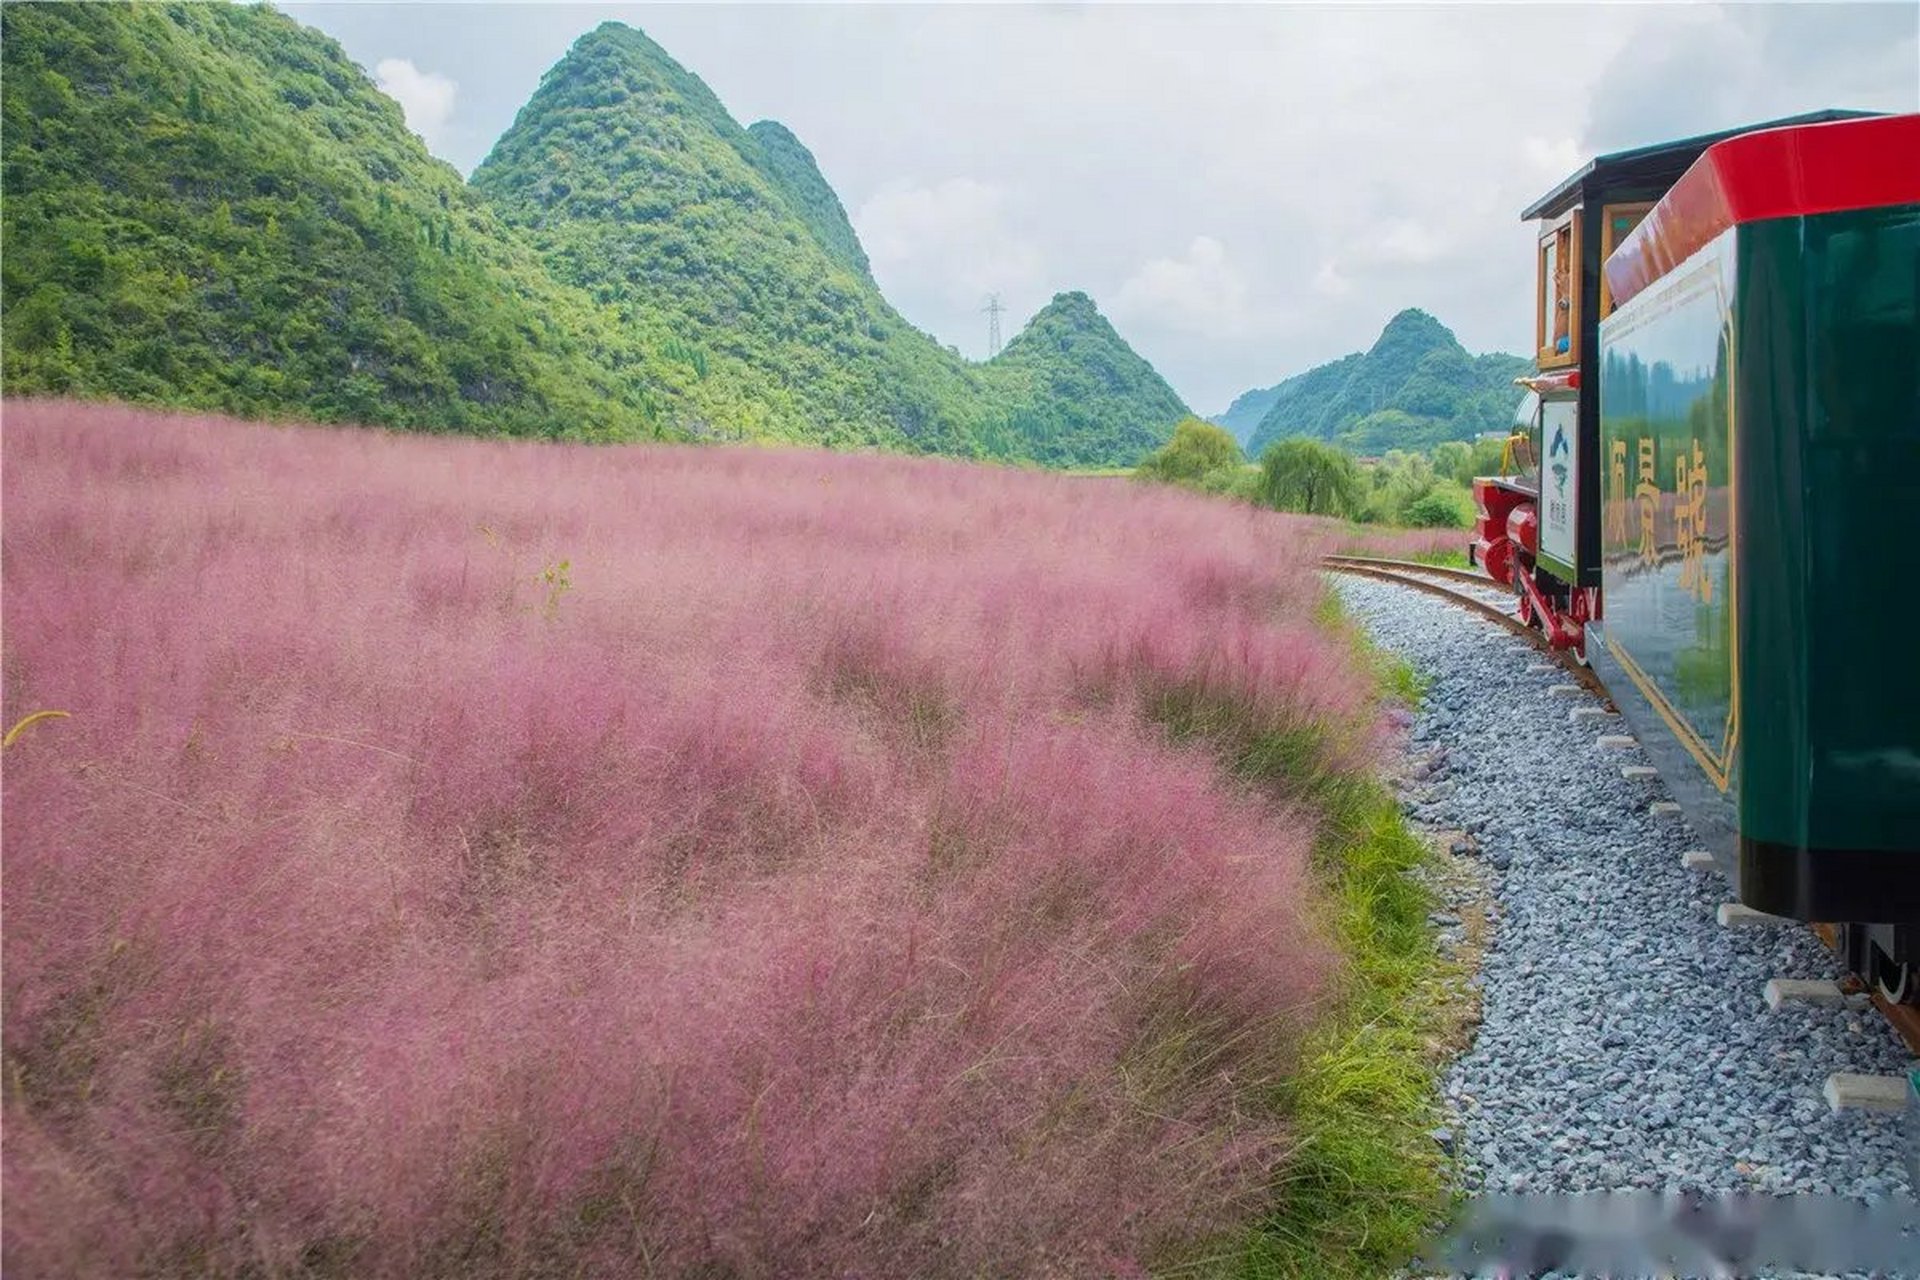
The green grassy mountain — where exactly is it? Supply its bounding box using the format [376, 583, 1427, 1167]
[1214, 384, 1286, 445]
[469, 21, 1185, 463]
[1239, 310, 1529, 457]
[2, 7, 1187, 465]
[470, 21, 978, 452]
[1216, 354, 1360, 447]
[0, 2, 674, 439]
[985, 291, 1190, 467]
[744, 120, 872, 284]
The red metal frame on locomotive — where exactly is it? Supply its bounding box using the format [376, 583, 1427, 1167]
[1471, 369, 1594, 654]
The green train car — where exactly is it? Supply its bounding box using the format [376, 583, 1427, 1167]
[1471, 112, 1920, 1000]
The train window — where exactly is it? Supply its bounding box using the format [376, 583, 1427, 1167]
[1536, 215, 1580, 367]
[1598, 203, 1653, 317]
[1507, 390, 1541, 483]
[1512, 388, 1540, 429]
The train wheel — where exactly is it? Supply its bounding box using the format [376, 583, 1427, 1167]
[1871, 949, 1916, 1006]
[1514, 576, 1535, 628]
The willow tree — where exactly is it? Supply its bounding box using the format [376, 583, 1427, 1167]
[1257, 438, 1361, 517]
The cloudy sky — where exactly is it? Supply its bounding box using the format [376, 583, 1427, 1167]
[287, 2, 1917, 414]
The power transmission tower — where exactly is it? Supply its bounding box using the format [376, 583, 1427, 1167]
[983, 294, 1005, 357]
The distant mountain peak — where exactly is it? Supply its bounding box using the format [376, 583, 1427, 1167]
[1232, 310, 1527, 456]
[573, 20, 670, 59]
[988, 291, 1189, 464]
[746, 119, 804, 148]
[1013, 291, 1105, 330]
[1368, 307, 1455, 356]
[1006, 292, 1114, 345]
[1041, 290, 1097, 313]
[528, 18, 741, 143]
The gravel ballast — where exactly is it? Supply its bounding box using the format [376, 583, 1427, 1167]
[1332, 575, 1915, 1208]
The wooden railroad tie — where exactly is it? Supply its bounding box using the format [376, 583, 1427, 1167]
[1822, 1073, 1910, 1114]
[1764, 978, 1847, 1010]
[1718, 902, 1795, 928]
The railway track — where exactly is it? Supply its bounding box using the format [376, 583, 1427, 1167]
[1320, 554, 1608, 698]
[1330, 554, 1920, 1066]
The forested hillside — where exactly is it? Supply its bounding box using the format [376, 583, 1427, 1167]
[982, 291, 1189, 466]
[1223, 353, 1363, 447]
[0, 2, 672, 439]
[1238, 309, 1529, 456]
[1, 6, 1188, 465]
[470, 22, 983, 452]
[745, 120, 873, 284]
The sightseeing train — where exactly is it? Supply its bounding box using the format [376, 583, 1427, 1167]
[1467, 110, 1920, 1001]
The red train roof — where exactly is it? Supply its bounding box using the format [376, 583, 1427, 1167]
[1603, 113, 1920, 311]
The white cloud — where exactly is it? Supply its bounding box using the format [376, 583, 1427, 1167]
[1111, 236, 1249, 337]
[854, 177, 1045, 350]
[296, 3, 1919, 408]
[1522, 136, 1585, 183]
[1312, 261, 1353, 299]
[375, 57, 458, 151]
[1582, 4, 1918, 152]
[1371, 221, 1448, 268]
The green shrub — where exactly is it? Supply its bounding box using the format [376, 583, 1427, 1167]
[1135, 416, 1244, 487]
[1403, 488, 1472, 528]
[1432, 436, 1508, 487]
[1188, 461, 1259, 500]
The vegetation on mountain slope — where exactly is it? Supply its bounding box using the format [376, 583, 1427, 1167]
[470, 22, 1185, 463]
[744, 119, 873, 284]
[0, 2, 673, 439]
[2, 8, 1187, 465]
[1213, 373, 1300, 446]
[982, 291, 1192, 467]
[1239, 309, 1529, 457]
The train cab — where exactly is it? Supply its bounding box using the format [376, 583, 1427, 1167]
[1470, 109, 1879, 659]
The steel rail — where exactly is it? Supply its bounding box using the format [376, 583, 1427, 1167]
[1321, 556, 1609, 698]
[1320, 554, 1502, 589]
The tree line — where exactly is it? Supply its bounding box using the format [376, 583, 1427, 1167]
[1135, 417, 1512, 529]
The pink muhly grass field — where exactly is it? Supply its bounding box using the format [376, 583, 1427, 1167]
[1325, 521, 1469, 563]
[3, 401, 1383, 1277]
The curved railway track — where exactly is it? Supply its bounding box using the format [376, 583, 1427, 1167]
[1321, 554, 1608, 698]
[1328, 553, 1920, 1060]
